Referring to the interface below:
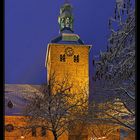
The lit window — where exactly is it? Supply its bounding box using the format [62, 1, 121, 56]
[20, 136, 25, 139]
[41, 127, 46, 137]
[74, 55, 79, 62]
[32, 127, 36, 137]
[60, 54, 65, 62]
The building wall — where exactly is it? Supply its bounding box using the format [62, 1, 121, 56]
[46, 43, 91, 101]
[124, 130, 135, 140]
[5, 116, 135, 140]
[5, 116, 68, 140]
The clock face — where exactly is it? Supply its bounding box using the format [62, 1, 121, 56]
[65, 47, 74, 57]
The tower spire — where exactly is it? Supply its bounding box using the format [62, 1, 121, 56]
[51, 1, 84, 44]
[58, 2, 74, 33]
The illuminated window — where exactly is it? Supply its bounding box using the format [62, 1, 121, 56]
[32, 127, 36, 137]
[41, 127, 46, 137]
[60, 54, 65, 62]
[74, 55, 79, 62]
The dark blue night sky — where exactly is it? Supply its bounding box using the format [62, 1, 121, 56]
[5, 0, 116, 84]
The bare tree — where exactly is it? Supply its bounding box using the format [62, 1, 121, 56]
[66, 101, 121, 140]
[93, 0, 135, 131]
[22, 73, 88, 140]
[88, 120, 120, 140]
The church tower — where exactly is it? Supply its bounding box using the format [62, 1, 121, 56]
[45, 3, 92, 101]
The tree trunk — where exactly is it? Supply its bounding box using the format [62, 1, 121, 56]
[53, 131, 58, 140]
[54, 136, 57, 140]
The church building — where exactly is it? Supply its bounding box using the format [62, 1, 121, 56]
[4, 2, 134, 140]
[45, 3, 91, 102]
[5, 2, 92, 140]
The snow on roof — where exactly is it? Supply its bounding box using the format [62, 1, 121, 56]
[5, 84, 42, 116]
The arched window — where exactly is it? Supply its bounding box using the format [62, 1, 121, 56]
[7, 100, 13, 108]
[5, 124, 14, 132]
[32, 127, 36, 137]
[41, 127, 46, 137]
[60, 54, 66, 62]
[74, 55, 79, 63]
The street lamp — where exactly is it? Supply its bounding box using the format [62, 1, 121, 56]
[20, 136, 24, 139]
[90, 136, 106, 140]
[98, 137, 106, 139]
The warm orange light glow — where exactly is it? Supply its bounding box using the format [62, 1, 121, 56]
[20, 136, 24, 139]
[98, 137, 106, 139]
[91, 136, 106, 140]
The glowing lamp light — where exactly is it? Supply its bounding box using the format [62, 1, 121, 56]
[20, 136, 24, 139]
[98, 137, 106, 139]
[91, 137, 106, 140]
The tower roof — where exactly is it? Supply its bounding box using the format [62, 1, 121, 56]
[5, 84, 42, 116]
[51, 3, 84, 44]
[51, 33, 84, 44]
